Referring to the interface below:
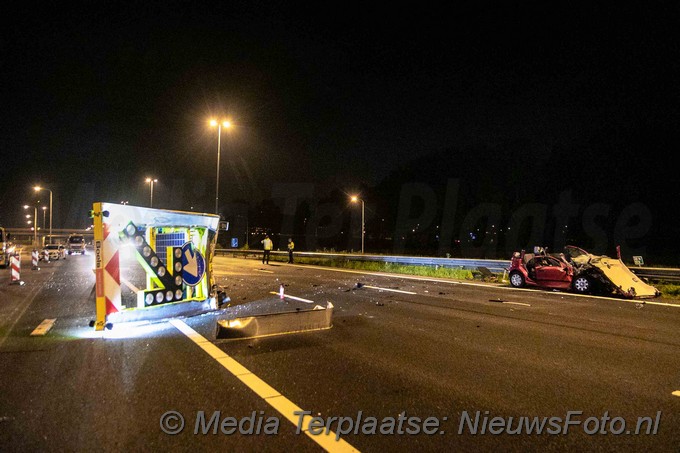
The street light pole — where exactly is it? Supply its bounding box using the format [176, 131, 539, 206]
[350, 196, 365, 254]
[145, 178, 157, 207]
[34, 207, 38, 248]
[360, 199, 365, 254]
[34, 186, 52, 244]
[42, 206, 47, 230]
[24, 205, 38, 248]
[215, 122, 222, 215]
[210, 119, 232, 215]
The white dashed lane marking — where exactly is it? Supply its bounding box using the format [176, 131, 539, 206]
[268, 292, 315, 304]
[362, 285, 416, 295]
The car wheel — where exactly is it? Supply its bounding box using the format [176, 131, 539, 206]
[509, 271, 525, 288]
[573, 276, 590, 294]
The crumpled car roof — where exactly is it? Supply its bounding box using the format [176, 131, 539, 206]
[565, 246, 658, 298]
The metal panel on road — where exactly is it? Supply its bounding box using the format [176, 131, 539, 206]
[30, 319, 56, 336]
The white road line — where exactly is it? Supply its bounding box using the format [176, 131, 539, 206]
[255, 269, 275, 274]
[30, 318, 56, 336]
[284, 263, 680, 308]
[169, 319, 358, 452]
[503, 302, 531, 307]
[362, 285, 417, 295]
[0, 284, 43, 348]
[630, 300, 680, 308]
[268, 292, 315, 304]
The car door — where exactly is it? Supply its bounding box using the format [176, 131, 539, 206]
[534, 257, 571, 287]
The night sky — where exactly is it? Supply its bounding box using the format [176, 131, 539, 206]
[1, 2, 679, 257]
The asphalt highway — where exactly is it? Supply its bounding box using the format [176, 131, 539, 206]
[1, 253, 679, 452]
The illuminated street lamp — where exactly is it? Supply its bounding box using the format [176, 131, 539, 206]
[209, 119, 232, 215]
[145, 177, 158, 207]
[42, 206, 47, 230]
[23, 205, 38, 248]
[33, 186, 52, 244]
[350, 195, 365, 254]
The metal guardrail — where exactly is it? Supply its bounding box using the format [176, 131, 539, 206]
[628, 267, 680, 282]
[215, 249, 680, 282]
[215, 249, 510, 273]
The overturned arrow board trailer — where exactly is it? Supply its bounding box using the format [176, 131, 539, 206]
[92, 202, 220, 331]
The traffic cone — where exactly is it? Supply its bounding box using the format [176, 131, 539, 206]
[279, 283, 285, 300]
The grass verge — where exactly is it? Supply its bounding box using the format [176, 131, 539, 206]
[282, 256, 473, 280]
[654, 283, 680, 299]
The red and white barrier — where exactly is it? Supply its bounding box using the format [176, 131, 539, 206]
[31, 250, 39, 270]
[10, 254, 22, 284]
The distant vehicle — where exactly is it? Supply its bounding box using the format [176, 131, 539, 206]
[67, 234, 86, 255]
[508, 246, 659, 299]
[1, 227, 16, 268]
[42, 244, 66, 261]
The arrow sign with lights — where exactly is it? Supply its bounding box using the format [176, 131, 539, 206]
[181, 242, 206, 286]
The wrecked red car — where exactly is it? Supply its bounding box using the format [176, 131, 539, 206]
[508, 246, 660, 298]
[509, 248, 575, 292]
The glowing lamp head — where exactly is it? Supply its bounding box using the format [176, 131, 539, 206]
[350, 196, 359, 203]
[34, 186, 42, 192]
[210, 119, 232, 128]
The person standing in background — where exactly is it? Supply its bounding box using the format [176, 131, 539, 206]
[287, 238, 295, 263]
[262, 234, 273, 264]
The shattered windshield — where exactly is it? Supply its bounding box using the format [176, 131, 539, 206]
[565, 246, 588, 259]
